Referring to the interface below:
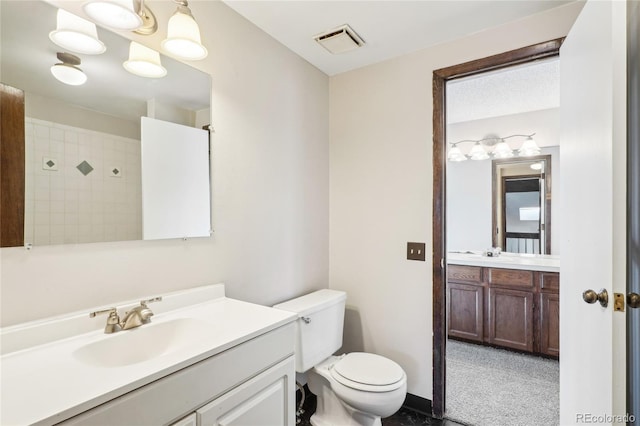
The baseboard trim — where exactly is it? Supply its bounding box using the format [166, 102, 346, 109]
[403, 393, 432, 416]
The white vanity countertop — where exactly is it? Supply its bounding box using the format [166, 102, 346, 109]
[0, 284, 296, 426]
[447, 252, 560, 272]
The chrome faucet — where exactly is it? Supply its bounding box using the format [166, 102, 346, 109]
[90, 297, 162, 334]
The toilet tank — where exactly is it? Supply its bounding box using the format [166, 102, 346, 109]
[273, 289, 347, 373]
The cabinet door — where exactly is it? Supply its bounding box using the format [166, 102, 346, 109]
[170, 413, 197, 426]
[447, 282, 484, 342]
[198, 357, 295, 426]
[539, 292, 560, 357]
[488, 288, 534, 352]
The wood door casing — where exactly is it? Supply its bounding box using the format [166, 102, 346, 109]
[432, 39, 564, 418]
[0, 83, 25, 248]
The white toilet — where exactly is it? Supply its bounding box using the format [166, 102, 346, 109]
[274, 289, 407, 426]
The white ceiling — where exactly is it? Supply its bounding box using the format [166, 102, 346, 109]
[222, 0, 574, 76]
[447, 57, 560, 124]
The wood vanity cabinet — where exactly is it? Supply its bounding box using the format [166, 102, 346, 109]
[539, 272, 560, 357]
[446, 266, 484, 343]
[447, 265, 559, 357]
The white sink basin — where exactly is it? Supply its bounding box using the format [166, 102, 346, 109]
[73, 318, 211, 368]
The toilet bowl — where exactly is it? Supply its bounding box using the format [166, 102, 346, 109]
[273, 289, 407, 425]
[307, 353, 407, 426]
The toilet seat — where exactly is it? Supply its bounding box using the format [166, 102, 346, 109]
[330, 352, 405, 393]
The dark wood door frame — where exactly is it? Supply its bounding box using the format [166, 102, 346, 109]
[431, 38, 564, 419]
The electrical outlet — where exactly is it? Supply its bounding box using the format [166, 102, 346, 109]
[407, 242, 426, 261]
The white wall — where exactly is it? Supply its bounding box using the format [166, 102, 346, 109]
[329, 2, 581, 399]
[0, 0, 329, 326]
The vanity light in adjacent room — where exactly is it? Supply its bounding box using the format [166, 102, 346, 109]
[519, 135, 542, 157]
[49, 9, 106, 55]
[82, 0, 157, 34]
[50, 52, 87, 86]
[123, 42, 167, 78]
[468, 142, 490, 160]
[492, 139, 515, 159]
[161, 0, 208, 60]
[447, 133, 539, 162]
[447, 145, 467, 162]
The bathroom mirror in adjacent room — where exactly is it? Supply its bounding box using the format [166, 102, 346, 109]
[492, 155, 552, 254]
[0, 0, 212, 247]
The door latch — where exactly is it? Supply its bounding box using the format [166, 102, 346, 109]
[614, 293, 625, 312]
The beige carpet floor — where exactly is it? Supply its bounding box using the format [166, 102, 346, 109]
[445, 339, 559, 426]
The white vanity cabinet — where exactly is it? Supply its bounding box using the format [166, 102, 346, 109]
[59, 323, 296, 426]
[197, 357, 294, 425]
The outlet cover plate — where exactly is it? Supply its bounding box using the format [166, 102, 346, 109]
[407, 242, 426, 261]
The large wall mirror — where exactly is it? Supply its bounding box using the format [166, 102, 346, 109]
[0, 0, 212, 247]
[492, 155, 552, 254]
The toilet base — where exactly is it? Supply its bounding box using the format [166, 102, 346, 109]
[307, 364, 383, 426]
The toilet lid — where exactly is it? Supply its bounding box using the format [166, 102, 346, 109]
[331, 353, 405, 391]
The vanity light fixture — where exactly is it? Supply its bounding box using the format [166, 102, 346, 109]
[447, 133, 541, 162]
[49, 9, 106, 55]
[82, 0, 157, 35]
[518, 135, 542, 157]
[161, 0, 208, 60]
[123, 41, 167, 78]
[50, 52, 87, 86]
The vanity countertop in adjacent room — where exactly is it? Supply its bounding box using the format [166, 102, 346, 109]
[447, 251, 560, 272]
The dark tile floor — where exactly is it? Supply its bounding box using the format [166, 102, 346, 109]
[297, 388, 465, 426]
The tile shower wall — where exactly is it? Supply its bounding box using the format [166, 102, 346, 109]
[24, 117, 142, 245]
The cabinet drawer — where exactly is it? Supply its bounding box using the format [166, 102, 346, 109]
[540, 272, 560, 292]
[488, 268, 533, 288]
[448, 265, 482, 283]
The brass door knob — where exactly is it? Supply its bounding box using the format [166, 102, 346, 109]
[628, 292, 640, 309]
[583, 288, 609, 308]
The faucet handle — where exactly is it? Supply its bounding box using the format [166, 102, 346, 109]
[89, 307, 118, 318]
[140, 296, 162, 307]
[89, 308, 121, 334]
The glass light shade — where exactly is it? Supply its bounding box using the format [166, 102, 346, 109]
[530, 162, 543, 170]
[447, 145, 467, 162]
[82, 0, 143, 31]
[492, 140, 514, 159]
[519, 137, 541, 156]
[49, 9, 106, 55]
[469, 143, 489, 160]
[161, 11, 208, 60]
[51, 63, 87, 86]
[123, 42, 167, 78]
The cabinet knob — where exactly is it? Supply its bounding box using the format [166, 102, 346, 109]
[583, 288, 608, 308]
[628, 292, 640, 309]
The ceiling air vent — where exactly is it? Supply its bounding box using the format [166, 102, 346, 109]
[314, 24, 364, 54]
